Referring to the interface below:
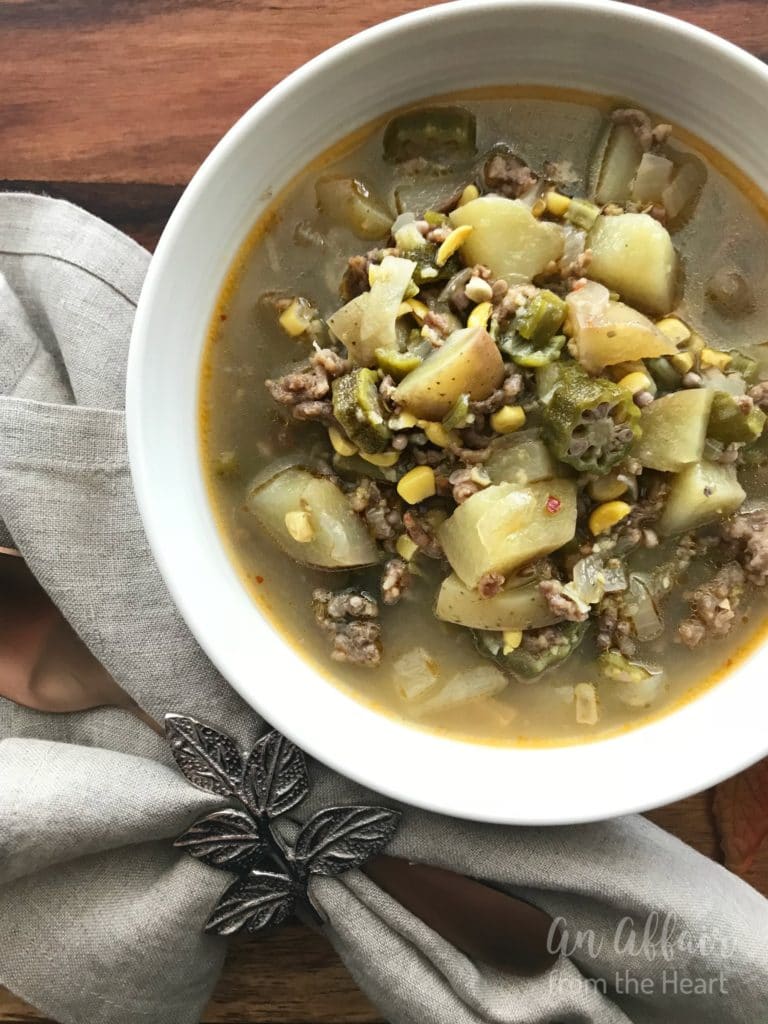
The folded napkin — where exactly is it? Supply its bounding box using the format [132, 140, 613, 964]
[1, 193, 767, 1024]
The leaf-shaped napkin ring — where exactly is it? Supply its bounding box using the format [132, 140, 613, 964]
[165, 714, 400, 935]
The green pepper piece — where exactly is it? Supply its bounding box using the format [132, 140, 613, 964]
[374, 348, 423, 380]
[500, 332, 567, 368]
[401, 248, 462, 286]
[516, 290, 567, 347]
[565, 198, 601, 230]
[477, 621, 588, 679]
[332, 452, 398, 483]
[383, 106, 477, 164]
[331, 369, 392, 454]
[726, 349, 759, 384]
[542, 364, 641, 474]
[708, 391, 766, 444]
[442, 393, 471, 430]
[646, 356, 681, 392]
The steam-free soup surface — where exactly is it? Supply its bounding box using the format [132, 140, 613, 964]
[201, 89, 768, 745]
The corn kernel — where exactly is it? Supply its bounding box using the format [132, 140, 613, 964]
[670, 351, 694, 375]
[502, 630, 523, 654]
[328, 426, 358, 457]
[458, 184, 480, 207]
[397, 466, 436, 504]
[700, 347, 733, 371]
[395, 534, 419, 561]
[406, 297, 430, 322]
[360, 450, 400, 468]
[490, 405, 526, 434]
[589, 500, 632, 536]
[656, 317, 691, 346]
[278, 297, 314, 337]
[435, 224, 473, 267]
[420, 421, 456, 448]
[467, 301, 492, 329]
[531, 197, 547, 218]
[589, 474, 628, 502]
[546, 191, 571, 218]
[618, 371, 653, 395]
[284, 510, 314, 543]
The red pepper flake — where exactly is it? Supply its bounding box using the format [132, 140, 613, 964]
[546, 495, 561, 514]
[220, 313, 228, 322]
[255, 575, 264, 584]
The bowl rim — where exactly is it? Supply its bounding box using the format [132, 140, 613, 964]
[127, 0, 768, 824]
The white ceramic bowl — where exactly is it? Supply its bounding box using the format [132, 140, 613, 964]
[127, 0, 768, 824]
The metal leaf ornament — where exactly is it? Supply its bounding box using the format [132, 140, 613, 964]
[166, 715, 400, 936]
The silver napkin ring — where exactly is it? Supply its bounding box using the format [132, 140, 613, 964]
[166, 714, 400, 935]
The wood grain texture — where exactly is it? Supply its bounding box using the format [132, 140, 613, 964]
[0, 0, 765, 187]
[1, 0, 768, 1021]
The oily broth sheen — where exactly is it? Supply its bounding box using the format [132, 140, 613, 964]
[200, 87, 768, 747]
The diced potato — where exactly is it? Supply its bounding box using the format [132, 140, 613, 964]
[567, 283, 676, 372]
[394, 326, 504, 420]
[315, 176, 392, 239]
[659, 460, 746, 536]
[437, 480, 577, 588]
[448, 195, 564, 281]
[328, 255, 416, 366]
[662, 152, 707, 229]
[393, 647, 440, 702]
[247, 467, 379, 568]
[631, 153, 674, 206]
[412, 665, 507, 717]
[632, 389, 714, 471]
[594, 124, 644, 204]
[327, 293, 368, 358]
[587, 213, 678, 316]
[485, 431, 558, 486]
[435, 572, 560, 631]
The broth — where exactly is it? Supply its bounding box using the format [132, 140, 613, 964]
[200, 88, 768, 745]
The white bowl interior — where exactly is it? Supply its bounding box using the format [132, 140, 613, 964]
[127, 0, 768, 823]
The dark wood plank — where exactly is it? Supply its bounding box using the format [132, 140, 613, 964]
[0, 0, 765, 186]
[204, 928, 381, 1023]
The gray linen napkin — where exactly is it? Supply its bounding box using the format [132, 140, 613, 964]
[1, 193, 766, 1024]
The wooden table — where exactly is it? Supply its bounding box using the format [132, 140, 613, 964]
[1, 0, 767, 1020]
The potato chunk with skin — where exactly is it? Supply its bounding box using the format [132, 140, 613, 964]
[437, 480, 578, 588]
[659, 461, 746, 536]
[449, 195, 564, 281]
[587, 213, 678, 316]
[435, 573, 560, 631]
[394, 326, 504, 420]
[632, 389, 714, 472]
[567, 282, 676, 372]
[247, 467, 379, 568]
